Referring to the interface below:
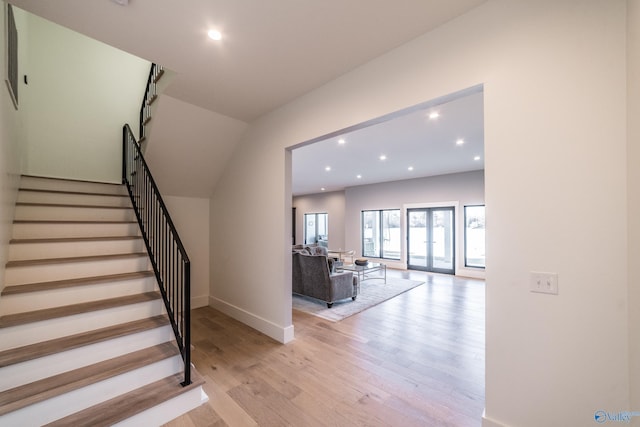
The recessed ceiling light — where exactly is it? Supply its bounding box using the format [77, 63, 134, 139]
[474, 156, 481, 161]
[379, 154, 387, 161]
[456, 139, 465, 145]
[208, 29, 222, 41]
[429, 112, 440, 120]
[408, 166, 414, 171]
[321, 187, 326, 191]
[356, 174, 362, 179]
[338, 139, 346, 145]
[325, 166, 331, 171]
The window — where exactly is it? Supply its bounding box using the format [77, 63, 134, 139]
[304, 213, 328, 246]
[4, 3, 18, 109]
[464, 205, 485, 268]
[361, 209, 401, 260]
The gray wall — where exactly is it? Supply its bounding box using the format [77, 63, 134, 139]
[345, 170, 484, 277]
[293, 191, 345, 249]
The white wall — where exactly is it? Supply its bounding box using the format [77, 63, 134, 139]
[292, 191, 345, 248]
[0, 4, 28, 295]
[22, 12, 149, 183]
[628, 0, 640, 419]
[163, 196, 210, 309]
[144, 95, 248, 198]
[210, 1, 630, 426]
[344, 170, 484, 277]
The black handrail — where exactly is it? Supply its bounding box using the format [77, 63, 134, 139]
[122, 124, 191, 386]
[139, 64, 164, 143]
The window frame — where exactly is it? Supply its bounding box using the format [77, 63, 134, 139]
[4, 3, 18, 109]
[361, 209, 401, 260]
[304, 212, 328, 245]
[464, 204, 486, 269]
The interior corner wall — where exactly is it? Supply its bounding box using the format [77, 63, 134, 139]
[292, 191, 346, 248]
[210, 1, 628, 425]
[343, 170, 484, 278]
[0, 3, 28, 296]
[22, 11, 150, 183]
[628, 0, 640, 418]
[163, 196, 210, 309]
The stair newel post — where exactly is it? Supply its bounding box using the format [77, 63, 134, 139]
[121, 125, 126, 184]
[182, 259, 191, 386]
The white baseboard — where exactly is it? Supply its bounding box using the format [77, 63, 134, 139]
[456, 268, 486, 280]
[191, 295, 209, 309]
[208, 296, 294, 344]
[482, 409, 507, 427]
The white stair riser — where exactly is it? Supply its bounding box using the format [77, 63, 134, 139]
[0, 355, 183, 426]
[17, 191, 131, 207]
[0, 276, 158, 315]
[12, 222, 140, 239]
[20, 176, 126, 195]
[5, 256, 150, 285]
[0, 299, 166, 351]
[8, 238, 144, 261]
[0, 325, 174, 391]
[114, 387, 208, 427]
[15, 205, 134, 222]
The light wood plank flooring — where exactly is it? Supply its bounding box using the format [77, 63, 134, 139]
[164, 270, 485, 427]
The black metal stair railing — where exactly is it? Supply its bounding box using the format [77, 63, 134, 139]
[122, 124, 191, 386]
[139, 64, 164, 144]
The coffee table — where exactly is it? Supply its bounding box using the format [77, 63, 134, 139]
[342, 262, 386, 285]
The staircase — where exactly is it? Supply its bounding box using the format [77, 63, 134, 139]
[0, 175, 206, 426]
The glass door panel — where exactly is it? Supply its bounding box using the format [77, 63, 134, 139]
[407, 207, 455, 274]
[431, 208, 454, 272]
[407, 210, 427, 268]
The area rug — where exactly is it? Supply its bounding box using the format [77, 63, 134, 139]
[292, 278, 424, 322]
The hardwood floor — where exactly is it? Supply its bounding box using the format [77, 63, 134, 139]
[164, 270, 485, 427]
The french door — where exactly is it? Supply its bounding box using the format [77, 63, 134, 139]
[407, 207, 455, 274]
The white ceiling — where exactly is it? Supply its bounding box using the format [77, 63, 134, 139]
[10, 0, 487, 122]
[292, 89, 484, 196]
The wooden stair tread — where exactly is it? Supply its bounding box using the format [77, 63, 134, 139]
[44, 368, 204, 427]
[0, 292, 161, 328]
[2, 271, 154, 296]
[0, 315, 169, 368]
[16, 202, 132, 210]
[6, 252, 148, 268]
[10, 236, 141, 244]
[19, 188, 128, 198]
[0, 342, 179, 416]
[21, 175, 123, 187]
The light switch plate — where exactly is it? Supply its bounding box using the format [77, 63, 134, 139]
[530, 272, 559, 295]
